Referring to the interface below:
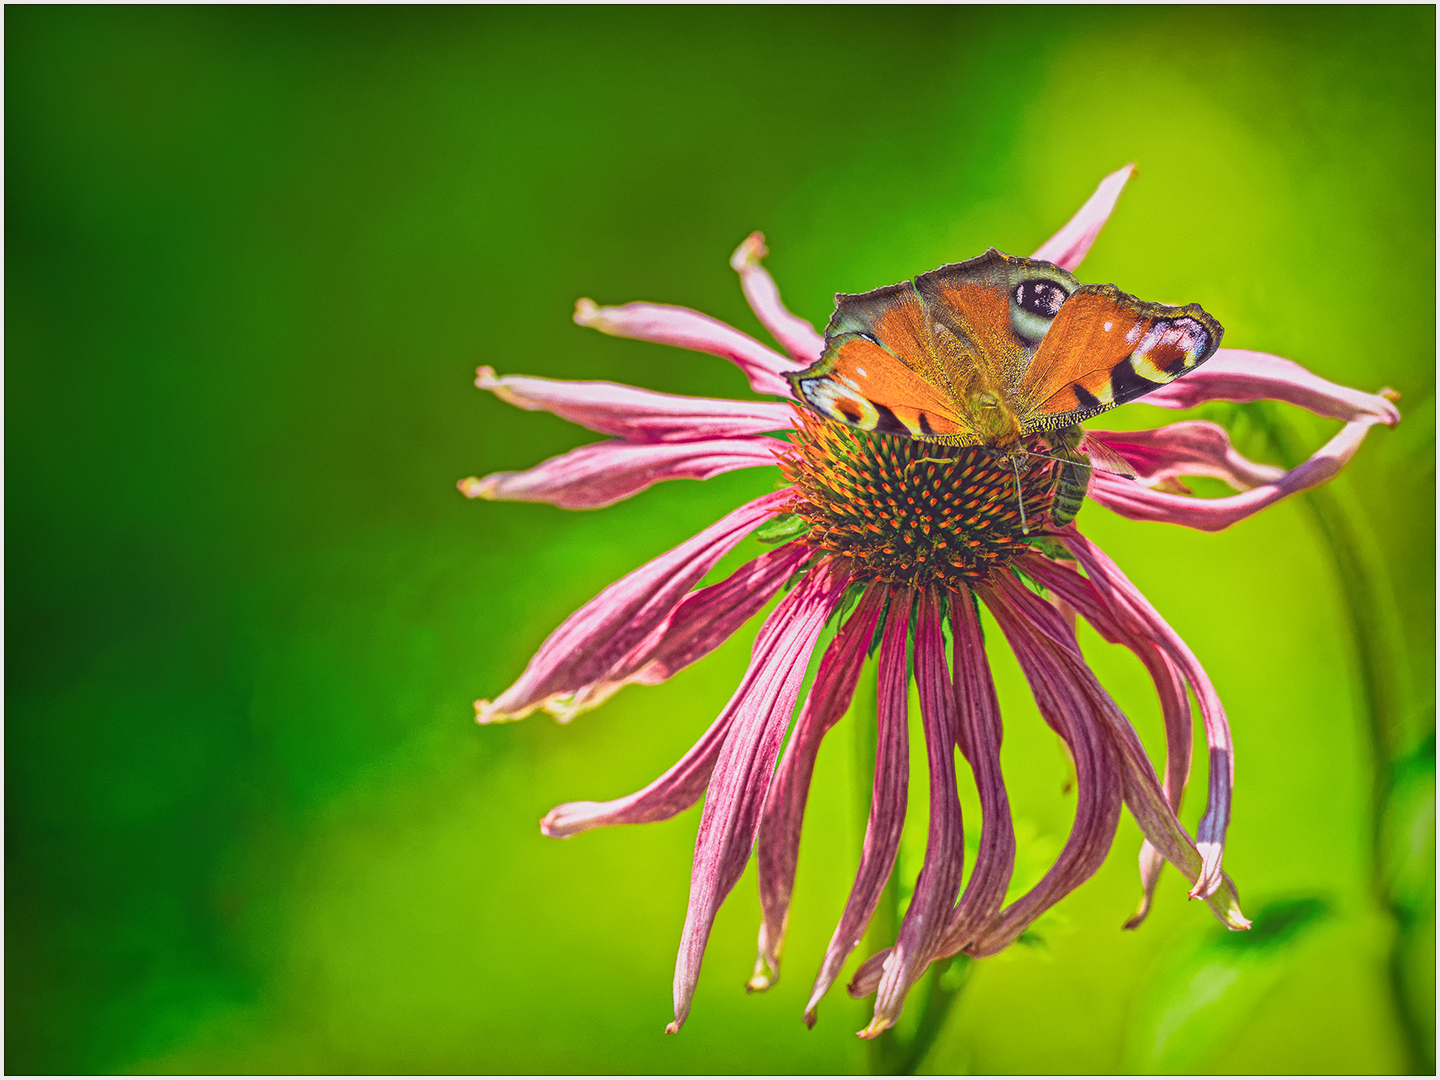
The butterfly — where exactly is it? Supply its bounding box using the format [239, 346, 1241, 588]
[785, 248, 1223, 528]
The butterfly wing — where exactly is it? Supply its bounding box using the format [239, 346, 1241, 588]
[787, 249, 1083, 444]
[913, 249, 1080, 397]
[788, 278, 980, 441]
[1012, 284, 1223, 432]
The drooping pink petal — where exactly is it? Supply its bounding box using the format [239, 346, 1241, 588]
[804, 592, 911, 1028]
[475, 366, 798, 442]
[1030, 164, 1135, 272]
[985, 572, 1249, 931]
[541, 706, 736, 839]
[941, 590, 1018, 949]
[749, 584, 886, 992]
[862, 591, 966, 1039]
[1088, 418, 1390, 532]
[1019, 552, 1194, 928]
[965, 573, 1124, 957]
[668, 560, 851, 1034]
[1060, 528, 1237, 904]
[540, 548, 825, 840]
[459, 435, 787, 510]
[575, 298, 797, 398]
[552, 542, 812, 724]
[730, 232, 826, 365]
[1089, 421, 1285, 492]
[847, 591, 1016, 999]
[476, 489, 792, 724]
[1141, 349, 1402, 426]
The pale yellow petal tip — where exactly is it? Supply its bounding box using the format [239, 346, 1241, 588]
[1381, 387, 1402, 402]
[1187, 874, 1221, 902]
[664, 1020, 681, 1035]
[746, 957, 778, 994]
[573, 297, 600, 326]
[857, 1016, 894, 1041]
[457, 476, 495, 500]
[474, 699, 518, 726]
[730, 231, 768, 271]
[474, 365, 499, 390]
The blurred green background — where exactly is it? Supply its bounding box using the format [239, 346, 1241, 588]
[7, 6, 1434, 1074]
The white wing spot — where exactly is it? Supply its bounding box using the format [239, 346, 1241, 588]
[856, 367, 868, 378]
[1103, 321, 1113, 332]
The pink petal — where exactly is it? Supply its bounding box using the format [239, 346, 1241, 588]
[941, 591, 1018, 949]
[575, 298, 798, 398]
[541, 706, 736, 839]
[862, 591, 966, 1038]
[475, 366, 798, 443]
[554, 542, 812, 724]
[1089, 421, 1285, 492]
[730, 232, 826, 365]
[749, 584, 886, 992]
[966, 572, 1124, 956]
[1030, 164, 1135, 272]
[1061, 529, 1237, 904]
[847, 591, 1017, 999]
[1141, 349, 1402, 426]
[668, 561, 851, 1033]
[458, 435, 787, 510]
[1018, 551, 1193, 930]
[987, 571, 1248, 931]
[804, 592, 911, 1028]
[1088, 417, 1386, 532]
[539, 546, 820, 840]
[475, 490, 792, 724]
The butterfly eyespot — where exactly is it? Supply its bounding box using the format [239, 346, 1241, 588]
[1010, 279, 1071, 343]
[1014, 279, 1069, 318]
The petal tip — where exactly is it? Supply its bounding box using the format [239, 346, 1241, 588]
[857, 1016, 892, 1041]
[664, 1020, 681, 1035]
[1123, 900, 1152, 931]
[747, 955, 778, 993]
[474, 698, 517, 725]
[474, 365, 499, 390]
[730, 231, 768, 271]
[458, 476, 496, 500]
[802, 1008, 817, 1030]
[573, 297, 600, 327]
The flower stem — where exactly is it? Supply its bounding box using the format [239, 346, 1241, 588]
[1244, 403, 1433, 1074]
[895, 954, 974, 1074]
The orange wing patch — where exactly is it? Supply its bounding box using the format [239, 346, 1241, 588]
[788, 333, 975, 440]
[1013, 285, 1222, 430]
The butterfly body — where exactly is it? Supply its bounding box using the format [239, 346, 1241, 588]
[1041, 425, 1092, 528]
[787, 248, 1223, 527]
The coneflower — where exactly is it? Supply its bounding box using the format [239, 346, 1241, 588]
[460, 166, 1400, 1036]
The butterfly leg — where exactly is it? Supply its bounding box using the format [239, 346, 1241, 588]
[902, 456, 958, 482]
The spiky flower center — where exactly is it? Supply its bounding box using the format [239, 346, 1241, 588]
[781, 409, 1059, 589]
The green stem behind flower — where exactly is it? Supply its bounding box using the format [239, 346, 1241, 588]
[1243, 403, 1434, 1075]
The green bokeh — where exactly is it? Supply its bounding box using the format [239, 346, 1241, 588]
[7, 6, 1433, 1074]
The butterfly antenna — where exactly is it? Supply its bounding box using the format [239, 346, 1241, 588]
[1010, 456, 1030, 535]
